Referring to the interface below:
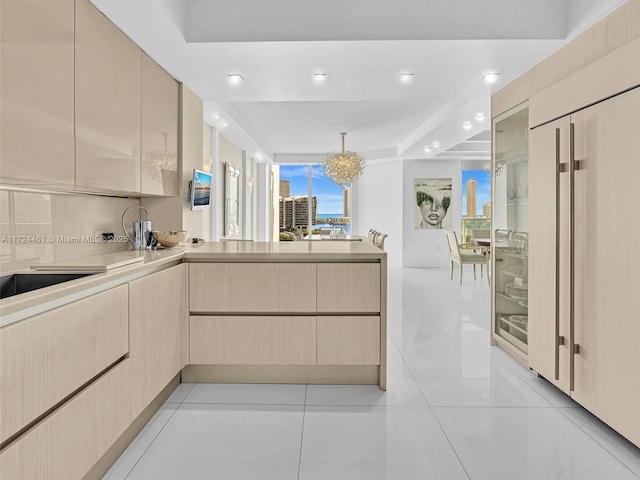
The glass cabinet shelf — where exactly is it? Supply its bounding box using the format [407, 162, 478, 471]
[492, 101, 529, 357]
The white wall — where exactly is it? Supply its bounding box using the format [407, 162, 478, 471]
[402, 158, 462, 267]
[354, 159, 402, 266]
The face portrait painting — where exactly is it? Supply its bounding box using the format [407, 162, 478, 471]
[414, 178, 453, 229]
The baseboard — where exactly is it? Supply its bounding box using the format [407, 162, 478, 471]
[182, 364, 381, 386]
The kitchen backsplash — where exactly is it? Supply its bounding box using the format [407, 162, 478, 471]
[0, 188, 140, 267]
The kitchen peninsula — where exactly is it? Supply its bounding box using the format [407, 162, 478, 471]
[0, 241, 386, 480]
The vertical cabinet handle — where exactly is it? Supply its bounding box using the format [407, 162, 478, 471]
[555, 127, 562, 381]
[569, 122, 576, 392]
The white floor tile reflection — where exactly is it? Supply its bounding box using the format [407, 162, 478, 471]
[433, 406, 637, 480]
[106, 266, 640, 480]
[299, 406, 469, 480]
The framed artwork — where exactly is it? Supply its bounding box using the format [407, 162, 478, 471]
[414, 178, 452, 229]
[225, 162, 241, 237]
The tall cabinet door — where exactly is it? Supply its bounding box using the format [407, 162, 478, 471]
[571, 86, 640, 446]
[141, 53, 179, 196]
[0, 0, 75, 186]
[75, 0, 141, 194]
[528, 116, 571, 394]
[129, 265, 184, 416]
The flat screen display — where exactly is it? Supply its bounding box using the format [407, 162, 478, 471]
[191, 169, 212, 210]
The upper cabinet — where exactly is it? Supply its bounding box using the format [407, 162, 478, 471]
[141, 53, 179, 196]
[1, 0, 184, 197]
[0, 0, 75, 186]
[75, 0, 141, 194]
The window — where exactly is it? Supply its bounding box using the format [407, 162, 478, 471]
[461, 169, 491, 243]
[277, 164, 351, 237]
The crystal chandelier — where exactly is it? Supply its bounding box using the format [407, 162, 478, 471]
[322, 132, 366, 187]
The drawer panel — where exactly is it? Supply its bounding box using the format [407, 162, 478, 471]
[317, 263, 380, 313]
[189, 263, 316, 313]
[190, 315, 316, 365]
[317, 316, 381, 365]
[0, 359, 132, 480]
[0, 285, 129, 443]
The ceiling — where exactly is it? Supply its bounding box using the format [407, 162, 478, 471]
[90, 0, 627, 164]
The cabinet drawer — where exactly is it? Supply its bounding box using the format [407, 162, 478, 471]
[317, 316, 381, 365]
[189, 263, 316, 313]
[317, 264, 380, 313]
[0, 285, 128, 444]
[0, 359, 132, 480]
[190, 316, 316, 365]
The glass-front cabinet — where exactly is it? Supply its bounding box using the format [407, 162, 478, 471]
[492, 102, 529, 357]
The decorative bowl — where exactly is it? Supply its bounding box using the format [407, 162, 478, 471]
[152, 230, 187, 248]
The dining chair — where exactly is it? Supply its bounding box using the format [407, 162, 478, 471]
[374, 233, 387, 250]
[445, 230, 489, 285]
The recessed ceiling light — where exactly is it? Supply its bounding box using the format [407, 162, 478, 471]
[482, 72, 500, 84]
[313, 73, 328, 82]
[463, 121, 473, 130]
[475, 112, 486, 122]
[432, 141, 440, 148]
[227, 73, 244, 84]
[255, 152, 263, 160]
[211, 112, 220, 120]
[424, 146, 432, 153]
[218, 121, 228, 128]
[399, 72, 414, 83]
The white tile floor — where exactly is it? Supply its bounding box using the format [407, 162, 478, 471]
[104, 266, 640, 480]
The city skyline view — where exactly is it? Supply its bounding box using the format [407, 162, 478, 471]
[280, 164, 345, 215]
[462, 169, 491, 217]
[281, 165, 491, 218]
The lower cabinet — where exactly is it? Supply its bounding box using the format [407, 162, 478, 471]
[0, 285, 128, 445]
[0, 359, 133, 480]
[189, 315, 381, 367]
[186, 261, 386, 386]
[128, 264, 185, 416]
[317, 316, 380, 365]
[0, 264, 185, 479]
[190, 316, 316, 365]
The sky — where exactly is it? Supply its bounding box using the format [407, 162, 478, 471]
[462, 169, 491, 217]
[280, 164, 344, 215]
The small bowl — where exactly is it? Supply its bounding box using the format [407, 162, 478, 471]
[153, 230, 187, 248]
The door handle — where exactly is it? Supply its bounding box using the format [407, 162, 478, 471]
[555, 127, 562, 381]
[570, 122, 576, 392]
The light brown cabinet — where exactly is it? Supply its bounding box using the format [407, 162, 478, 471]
[317, 316, 380, 365]
[529, 86, 640, 447]
[0, 0, 75, 186]
[189, 263, 317, 313]
[0, 359, 133, 480]
[528, 116, 571, 394]
[190, 315, 316, 365]
[128, 264, 184, 416]
[0, 285, 128, 445]
[317, 263, 380, 313]
[186, 260, 386, 387]
[74, 0, 141, 194]
[141, 53, 179, 196]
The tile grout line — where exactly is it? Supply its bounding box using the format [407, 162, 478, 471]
[556, 407, 640, 479]
[397, 347, 472, 480]
[120, 383, 195, 479]
[297, 384, 308, 480]
[120, 403, 184, 479]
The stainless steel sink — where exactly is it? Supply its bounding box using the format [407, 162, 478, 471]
[0, 273, 94, 300]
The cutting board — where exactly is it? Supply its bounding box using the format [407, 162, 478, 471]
[30, 252, 144, 272]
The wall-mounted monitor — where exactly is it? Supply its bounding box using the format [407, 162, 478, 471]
[190, 169, 212, 210]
